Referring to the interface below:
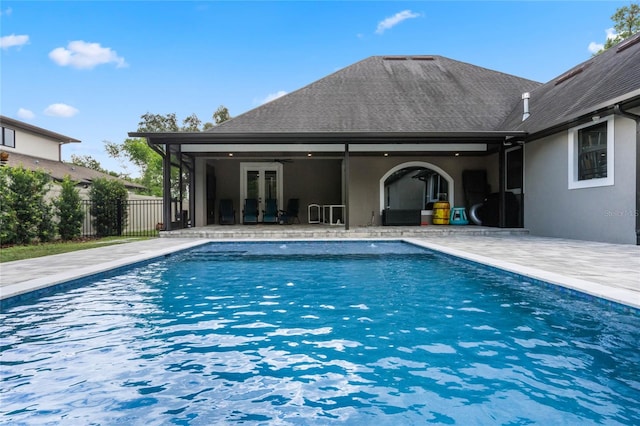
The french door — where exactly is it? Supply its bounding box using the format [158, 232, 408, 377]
[240, 162, 283, 219]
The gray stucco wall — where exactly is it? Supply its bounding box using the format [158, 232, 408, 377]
[524, 115, 637, 244]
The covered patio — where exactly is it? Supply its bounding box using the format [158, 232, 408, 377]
[130, 55, 540, 232]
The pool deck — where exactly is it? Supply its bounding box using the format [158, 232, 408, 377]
[1, 225, 638, 309]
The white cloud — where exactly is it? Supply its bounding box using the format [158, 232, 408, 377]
[17, 108, 35, 120]
[258, 90, 287, 105]
[0, 34, 29, 50]
[588, 42, 603, 54]
[49, 40, 127, 69]
[588, 28, 619, 54]
[44, 103, 79, 118]
[376, 10, 421, 35]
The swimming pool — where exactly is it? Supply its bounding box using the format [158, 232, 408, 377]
[1, 240, 638, 424]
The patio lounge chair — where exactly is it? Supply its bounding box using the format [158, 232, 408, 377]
[279, 198, 300, 224]
[262, 198, 279, 224]
[243, 198, 259, 224]
[218, 199, 235, 225]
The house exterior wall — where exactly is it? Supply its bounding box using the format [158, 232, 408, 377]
[348, 155, 495, 226]
[524, 115, 637, 244]
[6, 128, 61, 161]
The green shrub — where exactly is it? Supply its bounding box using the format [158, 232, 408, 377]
[55, 176, 84, 240]
[90, 178, 128, 237]
[0, 167, 17, 244]
[6, 166, 52, 244]
[37, 199, 56, 243]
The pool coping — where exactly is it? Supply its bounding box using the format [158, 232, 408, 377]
[1, 237, 638, 311]
[0, 239, 211, 303]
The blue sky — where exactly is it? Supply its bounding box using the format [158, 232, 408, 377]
[0, 1, 627, 176]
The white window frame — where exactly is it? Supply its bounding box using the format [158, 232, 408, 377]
[568, 116, 614, 190]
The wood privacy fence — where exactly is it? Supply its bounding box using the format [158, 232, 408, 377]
[80, 199, 163, 237]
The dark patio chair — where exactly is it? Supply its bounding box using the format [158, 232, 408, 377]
[279, 198, 300, 224]
[218, 199, 235, 225]
[243, 198, 259, 224]
[262, 198, 279, 224]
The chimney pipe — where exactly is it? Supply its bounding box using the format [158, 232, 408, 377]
[522, 92, 530, 121]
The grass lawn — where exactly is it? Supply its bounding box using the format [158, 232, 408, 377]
[0, 237, 154, 263]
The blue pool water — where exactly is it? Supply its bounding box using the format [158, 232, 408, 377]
[1, 241, 639, 425]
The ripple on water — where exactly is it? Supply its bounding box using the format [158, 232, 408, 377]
[1, 241, 639, 425]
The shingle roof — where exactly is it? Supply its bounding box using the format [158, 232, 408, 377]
[499, 32, 640, 135]
[208, 55, 541, 134]
[2, 152, 145, 190]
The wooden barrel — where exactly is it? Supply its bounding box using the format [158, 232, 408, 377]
[433, 201, 450, 225]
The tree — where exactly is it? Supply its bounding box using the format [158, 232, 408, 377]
[89, 178, 128, 237]
[70, 154, 106, 173]
[106, 108, 231, 197]
[612, 2, 640, 38]
[598, 2, 640, 53]
[105, 137, 163, 196]
[0, 166, 17, 244]
[5, 166, 53, 244]
[204, 105, 231, 130]
[55, 176, 84, 241]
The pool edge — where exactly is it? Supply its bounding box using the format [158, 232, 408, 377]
[404, 238, 640, 311]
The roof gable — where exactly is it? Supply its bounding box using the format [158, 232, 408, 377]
[209, 56, 541, 134]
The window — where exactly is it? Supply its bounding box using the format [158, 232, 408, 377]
[2, 127, 15, 148]
[568, 117, 614, 189]
[428, 173, 449, 203]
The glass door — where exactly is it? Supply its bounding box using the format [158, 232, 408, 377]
[240, 163, 283, 220]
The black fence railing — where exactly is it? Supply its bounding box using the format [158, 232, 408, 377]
[81, 199, 163, 238]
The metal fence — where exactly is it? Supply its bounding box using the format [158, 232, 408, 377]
[81, 199, 163, 237]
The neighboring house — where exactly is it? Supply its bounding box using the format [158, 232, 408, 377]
[131, 34, 640, 245]
[0, 115, 145, 193]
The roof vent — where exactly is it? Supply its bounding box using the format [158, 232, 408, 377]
[554, 65, 587, 85]
[617, 35, 640, 52]
[522, 92, 530, 121]
[383, 56, 408, 61]
[410, 56, 435, 61]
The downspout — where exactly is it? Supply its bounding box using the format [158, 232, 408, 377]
[613, 104, 640, 245]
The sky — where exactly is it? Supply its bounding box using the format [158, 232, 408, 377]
[0, 0, 628, 177]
